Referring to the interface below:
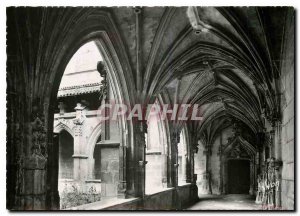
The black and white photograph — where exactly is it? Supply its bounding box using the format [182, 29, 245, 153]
[4, 2, 296, 212]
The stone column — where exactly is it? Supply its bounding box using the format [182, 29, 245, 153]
[19, 116, 48, 210]
[190, 139, 199, 202]
[272, 120, 283, 209]
[218, 145, 223, 194]
[161, 154, 168, 188]
[21, 149, 47, 210]
[249, 160, 254, 195]
[46, 133, 60, 210]
[117, 145, 127, 198]
[135, 121, 147, 198]
[181, 152, 187, 183]
[274, 159, 283, 209]
[269, 129, 275, 158]
[170, 131, 180, 187]
[202, 145, 212, 194]
[274, 121, 282, 162]
[190, 148, 197, 184]
[221, 157, 226, 194]
[72, 103, 88, 182]
[170, 130, 180, 210]
[185, 143, 192, 184]
[189, 133, 198, 184]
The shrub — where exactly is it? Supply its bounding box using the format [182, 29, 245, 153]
[60, 184, 101, 209]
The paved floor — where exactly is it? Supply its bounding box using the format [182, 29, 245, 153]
[187, 194, 263, 210]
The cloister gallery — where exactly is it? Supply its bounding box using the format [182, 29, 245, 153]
[6, 7, 294, 210]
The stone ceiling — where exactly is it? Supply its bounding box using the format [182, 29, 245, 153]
[6, 6, 292, 147]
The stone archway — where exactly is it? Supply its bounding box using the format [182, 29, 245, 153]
[221, 136, 257, 195]
[145, 101, 171, 193]
[42, 11, 137, 209]
[54, 120, 74, 137]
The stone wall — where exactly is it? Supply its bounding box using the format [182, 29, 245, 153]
[210, 137, 221, 194]
[280, 11, 295, 210]
[95, 184, 197, 210]
[143, 188, 175, 210]
[177, 183, 196, 208]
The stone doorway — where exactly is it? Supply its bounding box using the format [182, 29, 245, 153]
[228, 160, 250, 194]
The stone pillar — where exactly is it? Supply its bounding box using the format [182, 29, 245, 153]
[135, 121, 147, 198]
[190, 139, 199, 202]
[271, 120, 283, 209]
[261, 157, 282, 210]
[274, 121, 282, 208]
[185, 144, 192, 184]
[46, 133, 60, 210]
[117, 145, 127, 198]
[72, 103, 88, 182]
[274, 159, 283, 209]
[269, 129, 275, 158]
[249, 160, 254, 195]
[190, 148, 197, 184]
[170, 131, 180, 187]
[189, 133, 198, 184]
[202, 145, 212, 194]
[181, 153, 187, 183]
[275, 129, 282, 159]
[19, 116, 48, 210]
[161, 154, 168, 187]
[21, 149, 47, 210]
[170, 130, 180, 209]
[218, 145, 223, 194]
[223, 159, 228, 194]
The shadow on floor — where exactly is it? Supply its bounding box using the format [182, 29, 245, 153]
[187, 194, 262, 210]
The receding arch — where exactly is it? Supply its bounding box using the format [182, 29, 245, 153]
[221, 135, 257, 195]
[43, 10, 137, 207]
[145, 101, 170, 194]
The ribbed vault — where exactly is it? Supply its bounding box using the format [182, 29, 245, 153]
[6, 6, 294, 210]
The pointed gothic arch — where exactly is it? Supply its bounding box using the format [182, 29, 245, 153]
[221, 136, 257, 195]
[54, 121, 74, 137]
[42, 10, 138, 207]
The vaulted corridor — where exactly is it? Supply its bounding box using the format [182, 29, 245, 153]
[6, 6, 295, 211]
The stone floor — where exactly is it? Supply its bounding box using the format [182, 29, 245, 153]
[187, 194, 263, 210]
